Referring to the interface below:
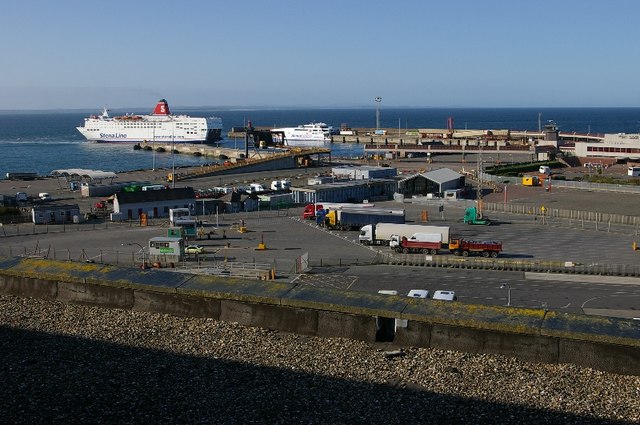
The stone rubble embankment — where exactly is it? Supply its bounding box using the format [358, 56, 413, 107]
[1, 295, 638, 424]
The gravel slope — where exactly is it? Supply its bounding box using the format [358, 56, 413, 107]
[1, 295, 638, 424]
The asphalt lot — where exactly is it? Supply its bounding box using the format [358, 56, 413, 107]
[2, 156, 640, 319]
[2, 201, 640, 318]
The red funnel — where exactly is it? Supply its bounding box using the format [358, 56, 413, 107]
[152, 99, 171, 115]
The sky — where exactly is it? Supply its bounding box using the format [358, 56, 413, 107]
[1, 0, 640, 110]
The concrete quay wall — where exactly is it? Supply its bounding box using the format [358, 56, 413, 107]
[1, 257, 638, 376]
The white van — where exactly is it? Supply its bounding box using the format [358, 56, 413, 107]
[38, 192, 51, 201]
[432, 290, 456, 301]
[539, 166, 551, 175]
[249, 183, 267, 193]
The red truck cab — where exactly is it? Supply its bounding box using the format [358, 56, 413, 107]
[302, 204, 323, 219]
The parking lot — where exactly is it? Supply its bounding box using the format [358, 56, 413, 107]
[2, 156, 640, 318]
[2, 195, 640, 318]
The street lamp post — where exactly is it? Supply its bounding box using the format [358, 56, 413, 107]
[152, 127, 156, 171]
[171, 129, 176, 189]
[122, 242, 147, 269]
[500, 283, 511, 306]
[375, 97, 382, 165]
[375, 97, 382, 131]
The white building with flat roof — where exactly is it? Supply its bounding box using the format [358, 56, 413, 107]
[332, 165, 397, 180]
[573, 133, 640, 160]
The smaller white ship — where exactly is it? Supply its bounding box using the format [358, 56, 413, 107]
[271, 122, 333, 146]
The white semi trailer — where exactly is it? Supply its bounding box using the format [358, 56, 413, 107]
[359, 223, 450, 246]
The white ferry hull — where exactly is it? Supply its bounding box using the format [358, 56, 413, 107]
[271, 122, 333, 146]
[282, 138, 328, 147]
[75, 126, 220, 143]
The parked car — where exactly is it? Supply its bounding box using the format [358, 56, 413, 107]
[432, 290, 457, 301]
[407, 289, 429, 298]
[185, 245, 205, 255]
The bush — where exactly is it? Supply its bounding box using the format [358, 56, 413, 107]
[0, 207, 20, 216]
[488, 160, 563, 177]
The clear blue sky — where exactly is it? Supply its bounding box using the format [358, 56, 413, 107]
[2, 0, 639, 110]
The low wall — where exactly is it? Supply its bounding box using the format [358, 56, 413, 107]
[1, 257, 638, 376]
[378, 251, 640, 277]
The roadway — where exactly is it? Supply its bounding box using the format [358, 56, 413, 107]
[298, 265, 640, 318]
[3, 201, 640, 319]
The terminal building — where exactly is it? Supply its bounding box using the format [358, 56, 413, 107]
[572, 133, 640, 160]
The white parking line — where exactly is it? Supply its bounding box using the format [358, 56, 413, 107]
[525, 272, 640, 286]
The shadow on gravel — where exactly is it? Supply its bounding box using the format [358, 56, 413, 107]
[307, 266, 351, 274]
[0, 326, 631, 425]
[485, 220, 508, 226]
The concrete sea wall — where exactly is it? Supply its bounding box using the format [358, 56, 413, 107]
[0, 257, 638, 376]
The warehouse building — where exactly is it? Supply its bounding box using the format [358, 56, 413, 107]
[397, 168, 465, 198]
[290, 179, 397, 205]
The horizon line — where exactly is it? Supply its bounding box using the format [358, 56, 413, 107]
[1, 105, 640, 113]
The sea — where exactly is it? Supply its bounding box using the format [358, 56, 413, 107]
[1, 107, 639, 179]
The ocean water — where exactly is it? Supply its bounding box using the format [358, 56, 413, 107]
[1, 107, 639, 178]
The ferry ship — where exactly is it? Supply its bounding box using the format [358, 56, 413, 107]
[76, 99, 223, 143]
[271, 122, 333, 146]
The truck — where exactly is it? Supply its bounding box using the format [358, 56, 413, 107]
[302, 202, 375, 220]
[389, 233, 441, 254]
[463, 206, 491, 225]
[359, 223, 450, 246]
[449, 238, 502, 258]
[321, 208, 404, 231]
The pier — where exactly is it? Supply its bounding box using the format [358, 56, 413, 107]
[363, 141, 537, 162]
[146, 144, 333, 182]
[138, 141, 254, 161]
